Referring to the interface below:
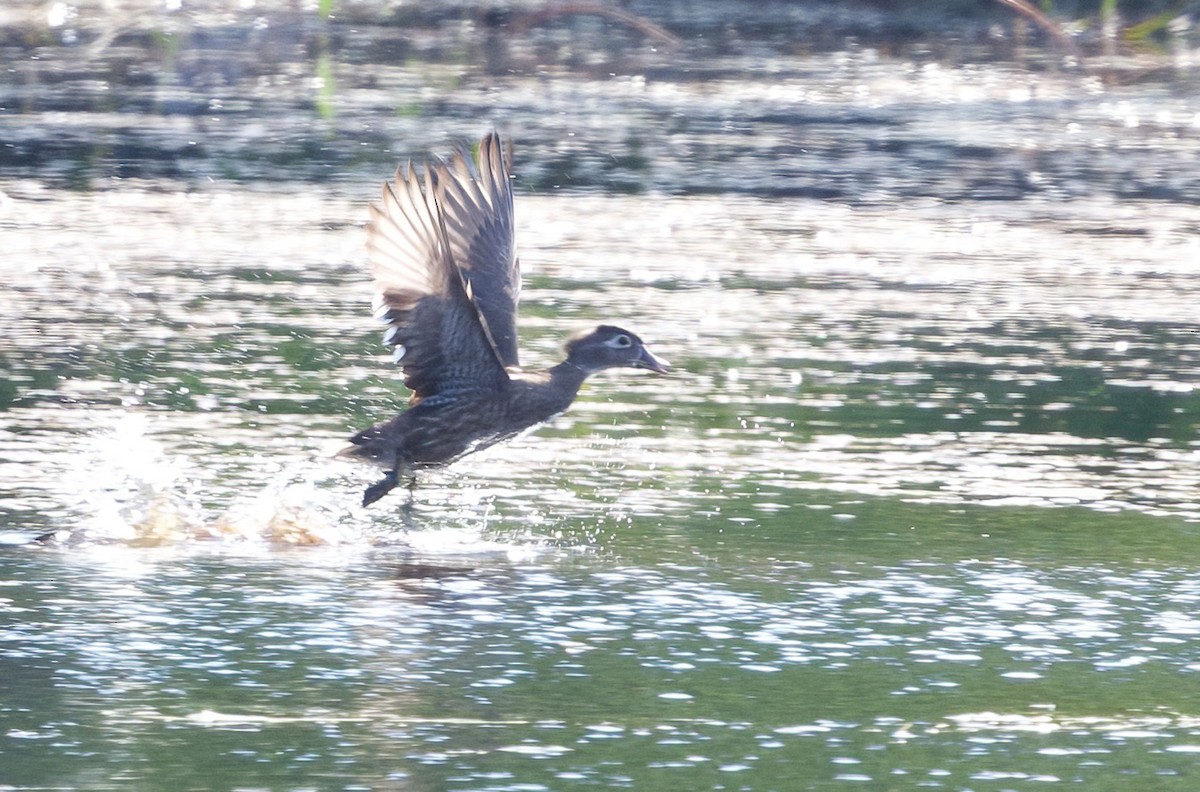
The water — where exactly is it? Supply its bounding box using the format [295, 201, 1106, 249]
[4, 2, 1200, 788]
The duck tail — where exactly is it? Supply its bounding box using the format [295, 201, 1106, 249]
[337, 425, 390, 464]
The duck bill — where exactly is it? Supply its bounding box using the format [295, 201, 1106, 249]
[637, 347, 671, 373]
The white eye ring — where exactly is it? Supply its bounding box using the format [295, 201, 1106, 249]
[607, 334, 632, 349]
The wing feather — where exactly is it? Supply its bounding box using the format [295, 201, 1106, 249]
[434, 132, 521, 368]
[365, 137, 519, 403]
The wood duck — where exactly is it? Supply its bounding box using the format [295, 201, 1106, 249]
[340, 133, 670, 507]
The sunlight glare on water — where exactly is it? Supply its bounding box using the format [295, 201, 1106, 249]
[9, 548, 1200, 788]
[4, 3, 1200, 787]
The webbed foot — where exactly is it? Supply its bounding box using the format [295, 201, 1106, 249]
[362, 469, 400, 507]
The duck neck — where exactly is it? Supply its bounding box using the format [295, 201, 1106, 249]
[547, 359, 592, 406]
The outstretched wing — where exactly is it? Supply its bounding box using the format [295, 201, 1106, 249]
[366, 133, 518, 403]
[435, 132, 521, 368]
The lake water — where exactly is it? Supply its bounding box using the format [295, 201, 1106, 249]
[4, 2, 1200, 789]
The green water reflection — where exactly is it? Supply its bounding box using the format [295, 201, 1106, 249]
[6, 496, 1200, 791]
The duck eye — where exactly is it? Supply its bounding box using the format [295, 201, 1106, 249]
[602, 333, 634, 350]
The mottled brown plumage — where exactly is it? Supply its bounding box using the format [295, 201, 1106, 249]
[341, 133, 669, 507]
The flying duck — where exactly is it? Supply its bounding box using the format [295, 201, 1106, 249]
[341, 133, 669, 506]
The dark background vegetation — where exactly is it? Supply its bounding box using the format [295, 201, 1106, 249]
[2, 0, 1198, 186]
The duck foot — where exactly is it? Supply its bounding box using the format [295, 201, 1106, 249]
[362, 470, 399, 507]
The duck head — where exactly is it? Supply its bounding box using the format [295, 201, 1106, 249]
[565, 325, 670, 375]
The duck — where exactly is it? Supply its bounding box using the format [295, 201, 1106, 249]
[340, 132, 669, 507]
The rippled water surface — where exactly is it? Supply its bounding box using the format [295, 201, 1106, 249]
[4, 2, 1200, 788]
